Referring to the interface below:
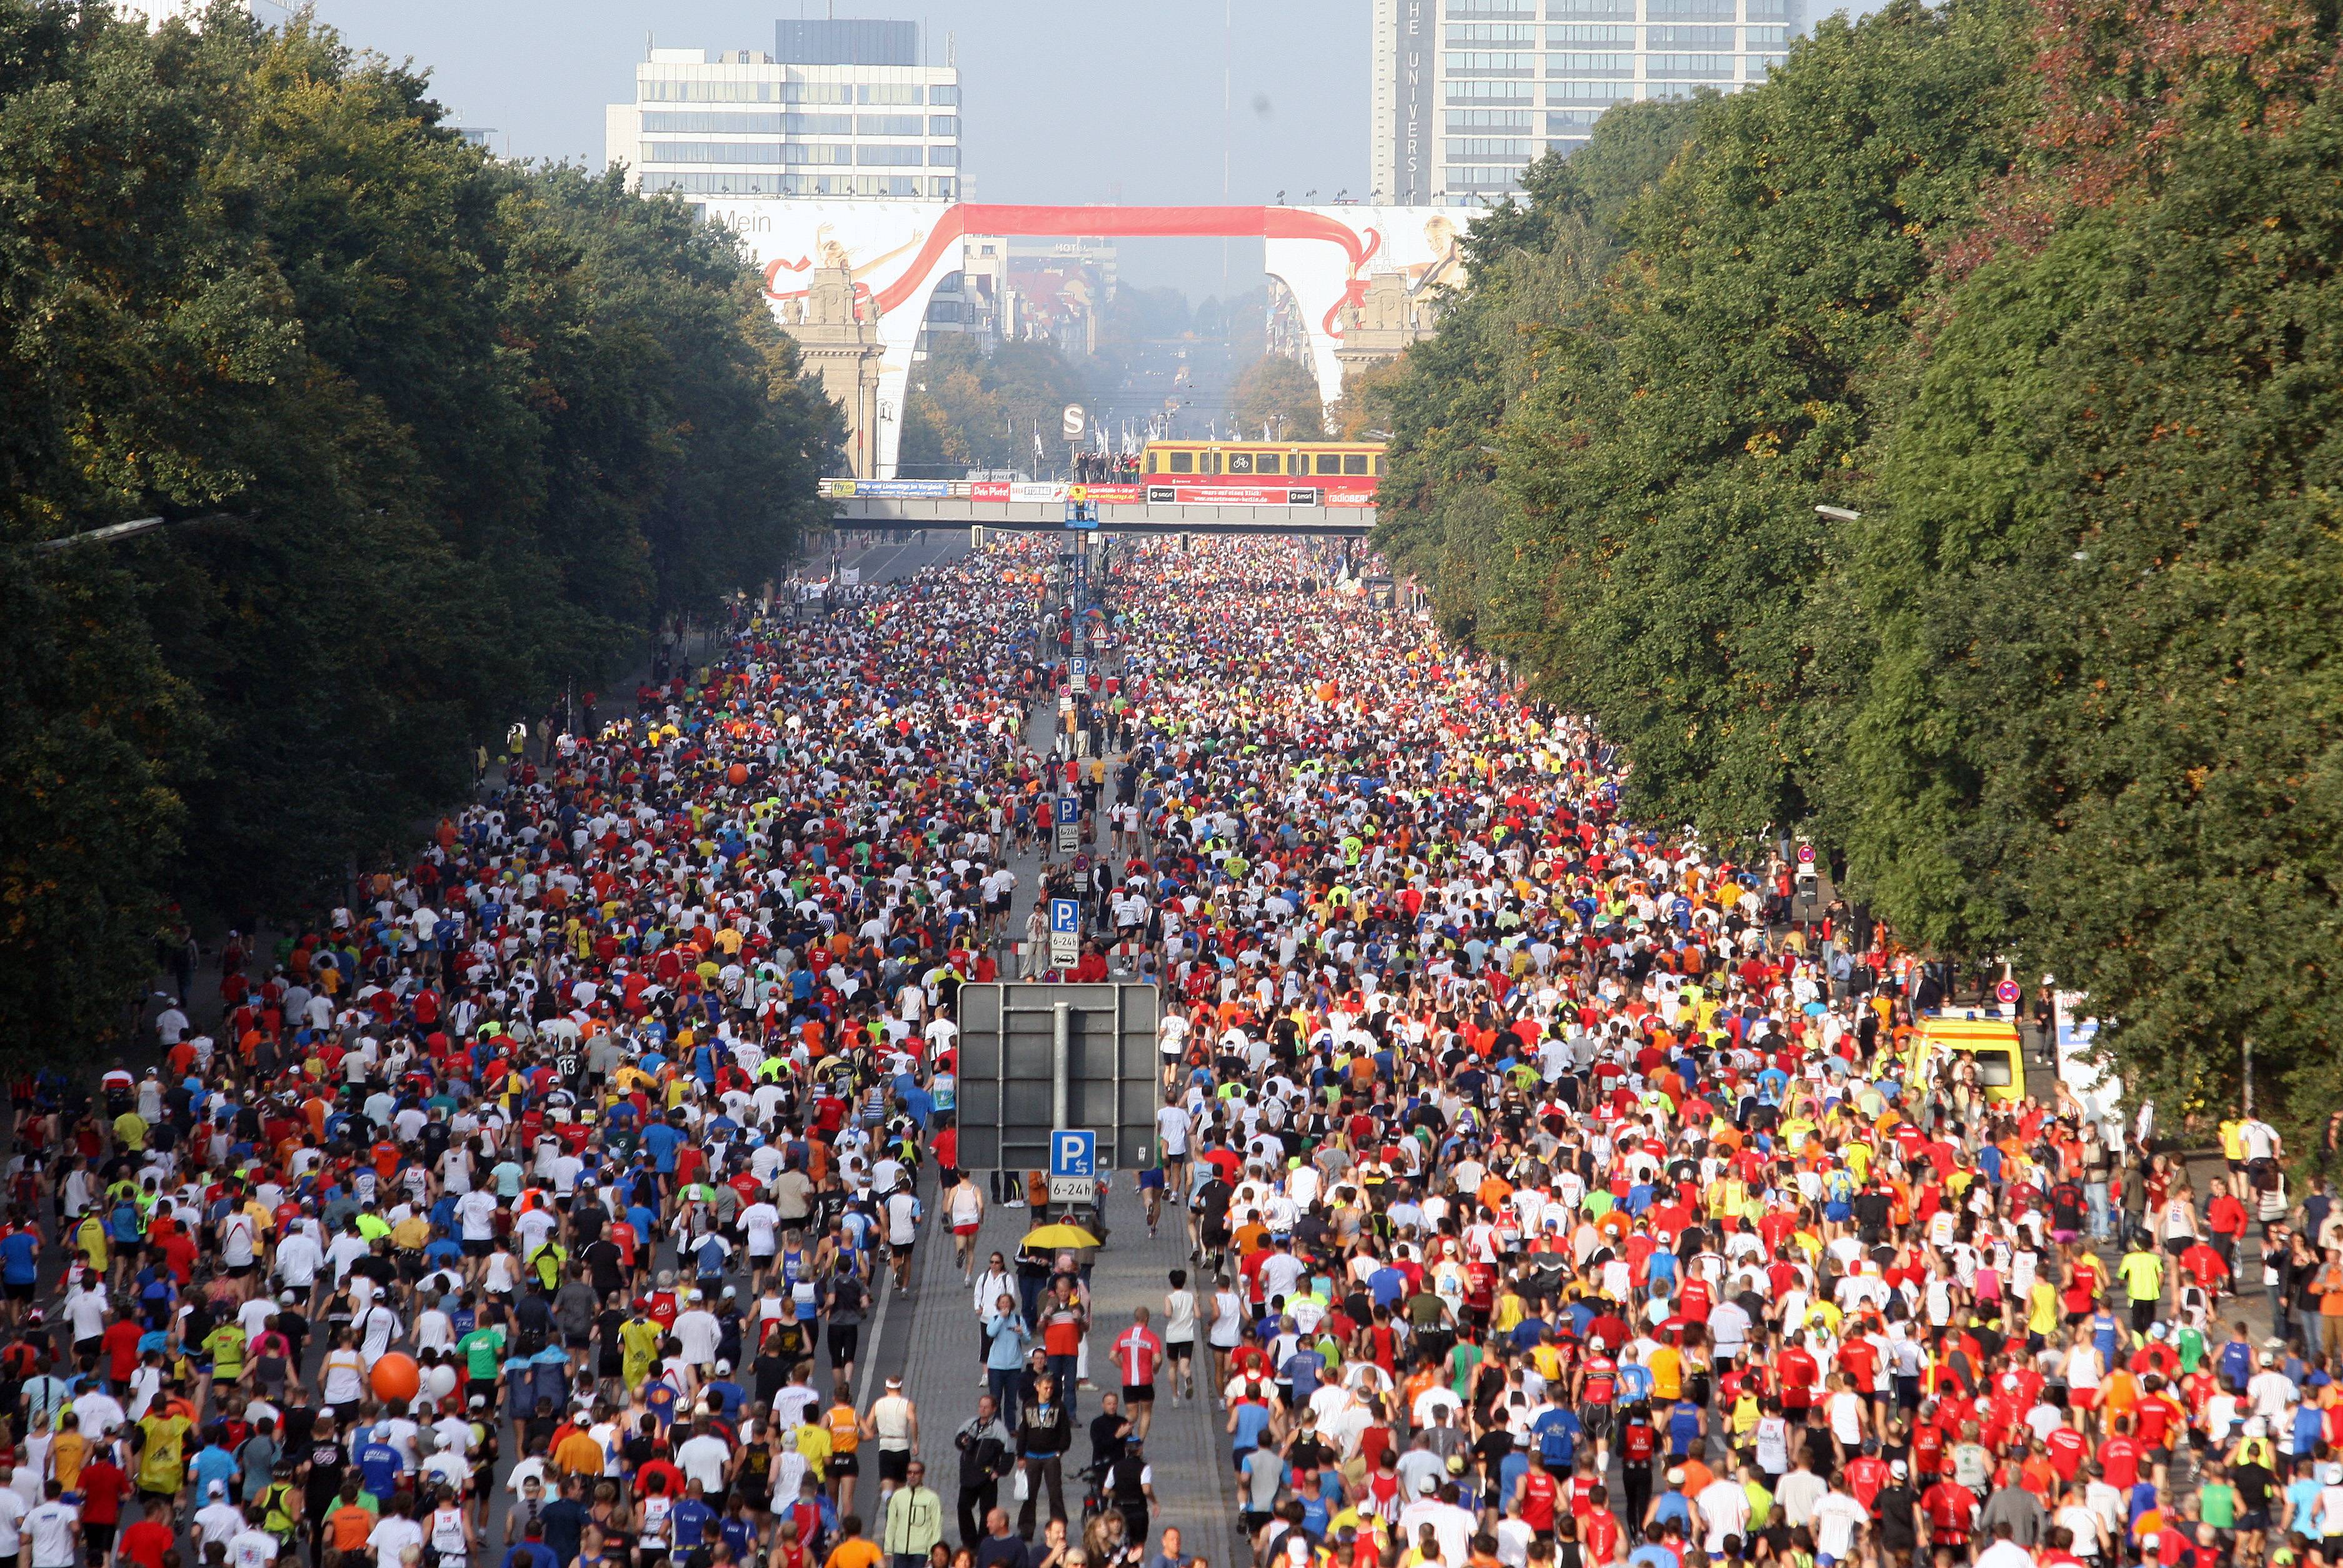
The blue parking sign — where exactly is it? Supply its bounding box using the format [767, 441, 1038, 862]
[1050, 897, 1080, 935]
[1050, 1130, 1096, 1178]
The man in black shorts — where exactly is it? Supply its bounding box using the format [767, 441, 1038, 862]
[1111, 1307, 1164, 1441]
[825, 1270, 866, 1392]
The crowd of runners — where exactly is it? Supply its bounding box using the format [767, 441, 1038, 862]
[0, 536, 2324, 1568]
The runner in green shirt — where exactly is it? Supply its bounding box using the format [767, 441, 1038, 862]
[2117, 1242, 2165, 1333]
[456, 1322, 506, 1400]
[203, 1323, 247, 1389]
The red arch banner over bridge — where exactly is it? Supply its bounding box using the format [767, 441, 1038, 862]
[698, 197, 1472, 476]
[849, 206, 1379, 332]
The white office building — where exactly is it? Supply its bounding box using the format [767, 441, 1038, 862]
[1370, 0, 1799, 206]
[605, 18, 960, 201]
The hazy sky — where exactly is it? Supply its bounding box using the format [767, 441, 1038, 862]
[295, 0, 1370, 296]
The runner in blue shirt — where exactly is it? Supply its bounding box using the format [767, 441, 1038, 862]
[0, 1225, 39, 1313]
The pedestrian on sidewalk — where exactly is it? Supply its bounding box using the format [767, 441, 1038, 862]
[983, 1294, 1033, 1429]
[1040, 1285, 1088, 1420]
[881, 1460, 944, 1568]
[951, 1397, 1014, 1549]
[973, 1256, 1014, 1369]
[1012, 1374, 1071, 1539]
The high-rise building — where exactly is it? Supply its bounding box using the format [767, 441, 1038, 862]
[1370, 0, 1800, 206]
[605, 18, 960, 201]
[114, 0, 247, 28]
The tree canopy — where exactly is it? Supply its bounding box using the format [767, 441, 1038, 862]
[1372, 0, 2343, 1127]
[899, 336, 1101, 475]
[1228, 354, 1329, 443]
[0, 0, 837, 1055]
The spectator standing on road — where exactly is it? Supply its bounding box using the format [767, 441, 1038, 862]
[1039, 1287, 1087, 1421]
[950, 1396, 1013, 1551]
[880, 1460, 943, 1568]
[1013, 1374, 1071, 1539]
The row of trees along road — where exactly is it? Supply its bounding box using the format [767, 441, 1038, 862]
[1368, 0, 2343, 1135]
[0, 2, 841, 1056]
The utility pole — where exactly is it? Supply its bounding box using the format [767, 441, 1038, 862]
[1222, 0, 1232, 303]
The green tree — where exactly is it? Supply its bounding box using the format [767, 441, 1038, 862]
[1484, 0, 2032, 840]
[1846, 0, 2343, 1123]
[1372, 104, 1699, 643]
[900, 336, 1098, 473]
[1228, 354, 1327, 441]
[0, 0, 836, 1053]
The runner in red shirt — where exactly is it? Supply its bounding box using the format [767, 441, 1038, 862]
[1515, 1453, 1562, 1539]
[1922, 1475, 1978, 1547]
[1112, 1312, 1165, 1439]
[2099, 1419, 2144, 1489]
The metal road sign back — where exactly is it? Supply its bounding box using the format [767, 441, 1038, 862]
[955, 983, 1161, 1172]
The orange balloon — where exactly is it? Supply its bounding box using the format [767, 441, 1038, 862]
[370, 1352, 421, 1404]
[726, 763, 748, 786]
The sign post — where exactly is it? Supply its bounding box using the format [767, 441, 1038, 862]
[1055, 797, 1081, 857]
[1048, 1129, 1096, 1205]
[1049, 895, 1081, 966]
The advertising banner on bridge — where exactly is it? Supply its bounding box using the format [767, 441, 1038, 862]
[1324, 491, 1377, 508]
[821, 478, 955, 498]
[1069, 483, 1143, 503]
[1143, 484, 1323, 506]
[971, 481, 1010, 501]
[1008, 481, 1069, 503]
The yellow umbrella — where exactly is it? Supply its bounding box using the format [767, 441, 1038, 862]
[1023, 1222, 1102, 1249]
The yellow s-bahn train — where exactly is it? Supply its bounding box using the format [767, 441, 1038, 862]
[1139, 438, 1384, 494]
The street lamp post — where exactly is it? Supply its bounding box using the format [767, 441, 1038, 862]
[26, 510, 243, 553]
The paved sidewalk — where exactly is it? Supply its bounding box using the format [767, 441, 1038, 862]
[840, 531, 971, 583]
[888, 1175, 1251, 1568]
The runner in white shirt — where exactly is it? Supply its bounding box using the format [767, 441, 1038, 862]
[22, 1490, 76, 1568]
[229, 1519, 283, 1568]
[1697, 1472, 1751, 1553]
[945, 1178, 985, 1282]
[356, 1302, 403, 1368]
[1162, 1270, 1199, 1402]
[0, 1479, 25, 1568]
[1155, 1098, 1192, 1200]
[884, 1189, 921, 1292]
[741, 1199, 781, 1290]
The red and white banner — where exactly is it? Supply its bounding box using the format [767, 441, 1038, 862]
[1142, 483, 1326, 506]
